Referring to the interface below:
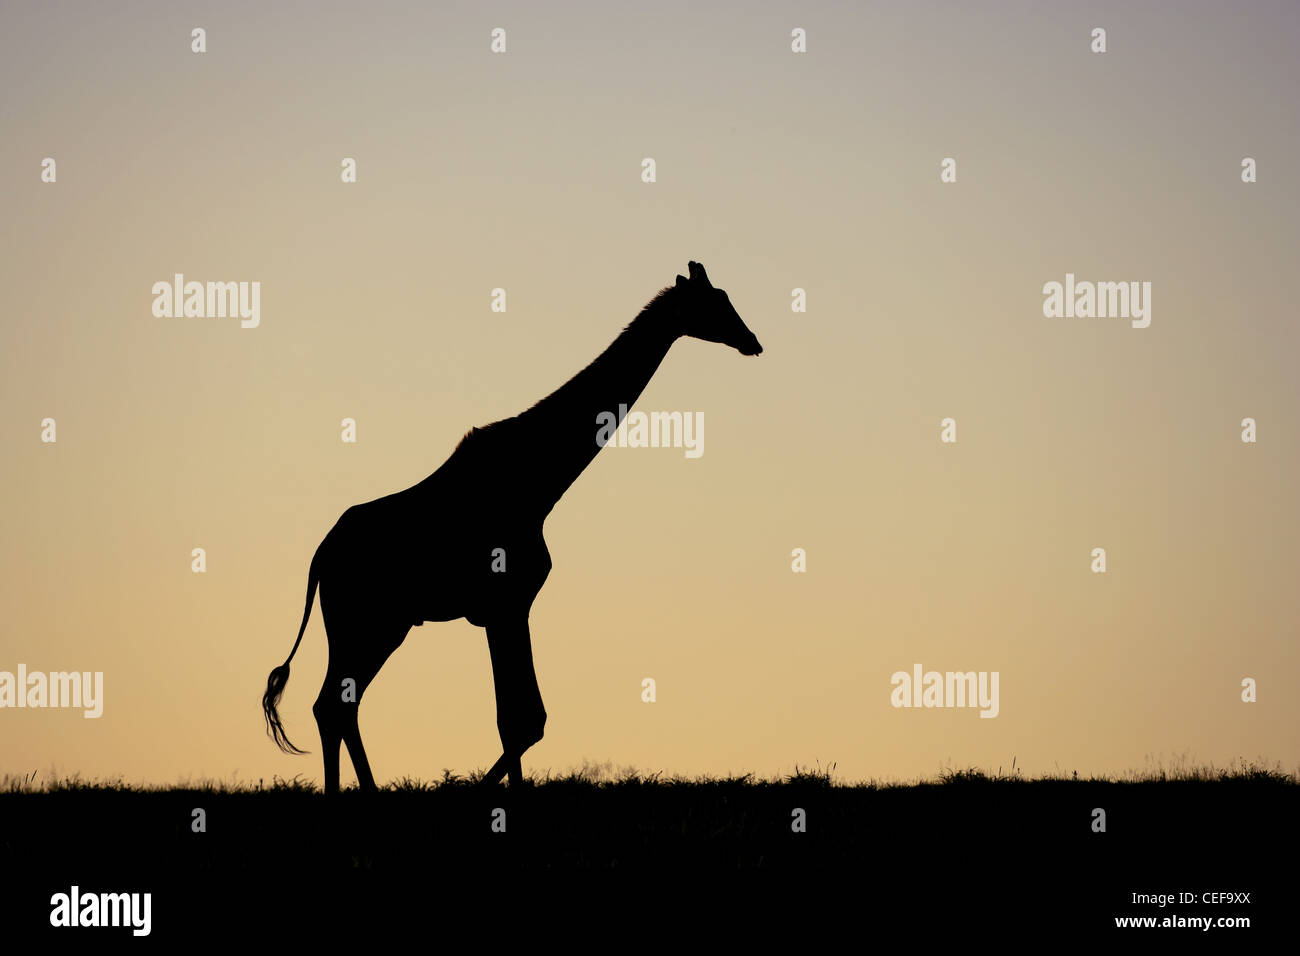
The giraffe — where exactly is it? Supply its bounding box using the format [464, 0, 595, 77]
[262, 261, 762, 793]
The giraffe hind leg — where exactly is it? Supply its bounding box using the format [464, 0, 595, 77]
[318, 613, 409, 793]
[342, 709, 376, 791]
[313, 677, 343, 795]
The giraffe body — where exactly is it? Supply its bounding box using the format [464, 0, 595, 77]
[261, 262, 761, 792]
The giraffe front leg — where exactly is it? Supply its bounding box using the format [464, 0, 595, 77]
[484, 619, 546, 787]
[482, 752, 510, 786]
[480, 751, 526, 787]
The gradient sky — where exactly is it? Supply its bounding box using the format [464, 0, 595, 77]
[1, 0, 1297, 787]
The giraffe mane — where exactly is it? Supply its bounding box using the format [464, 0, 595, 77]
[452, 283, 683, 453]
[629, 283, 679, 326]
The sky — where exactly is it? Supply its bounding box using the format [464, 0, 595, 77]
[1, 0, 1296, 787]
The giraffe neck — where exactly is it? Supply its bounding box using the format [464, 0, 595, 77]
[516, 293, 681, 513]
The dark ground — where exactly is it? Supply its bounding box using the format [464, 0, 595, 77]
[0, 766, 1292, 942]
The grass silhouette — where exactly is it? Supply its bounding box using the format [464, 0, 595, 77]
[6, 755, 1292, 794]
[2, 757, 1289, 936]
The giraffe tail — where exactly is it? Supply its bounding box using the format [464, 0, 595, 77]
[262, 545, 322, 755]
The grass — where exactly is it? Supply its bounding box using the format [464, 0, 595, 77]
[2, 757, 1292, 937]
[5, 754, 1293, 794]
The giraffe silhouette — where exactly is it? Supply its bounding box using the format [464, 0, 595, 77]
[262, 261, 762, 792]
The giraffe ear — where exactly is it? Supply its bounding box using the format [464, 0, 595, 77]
[676, 274, 688, 287]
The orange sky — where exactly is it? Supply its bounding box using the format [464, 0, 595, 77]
[1, 0, 1296, 787]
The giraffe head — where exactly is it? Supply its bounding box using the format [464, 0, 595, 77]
[674, 261, 763, 356]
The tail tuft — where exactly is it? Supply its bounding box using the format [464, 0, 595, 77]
[263, 663, 308, 755]
[262, 546, 322, 756]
